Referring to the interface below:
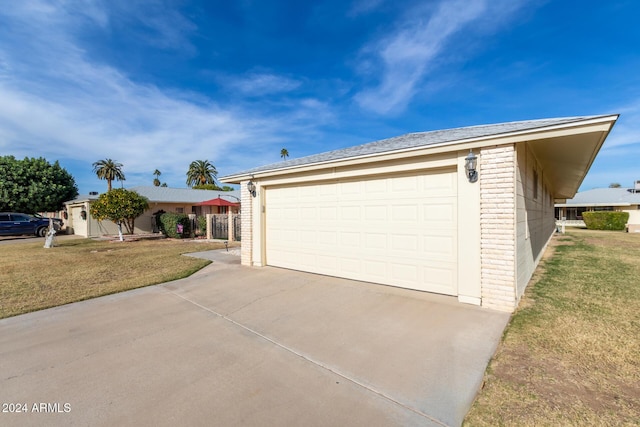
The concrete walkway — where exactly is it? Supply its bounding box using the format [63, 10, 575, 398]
[0, 250, 509, 426]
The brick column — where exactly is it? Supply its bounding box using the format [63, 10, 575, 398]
[240, 180, 253, 266]
[480, 145, 517, 312]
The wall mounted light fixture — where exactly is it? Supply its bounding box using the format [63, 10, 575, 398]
[465, 149, 478, 183]
[247, 180, 256, 197]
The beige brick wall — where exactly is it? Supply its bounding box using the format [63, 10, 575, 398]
[480, 145, 517, 312]
[240, 180, 253, 266]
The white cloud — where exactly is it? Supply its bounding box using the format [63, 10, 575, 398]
[354, 0, 529, 115]
[0, 0, 334, 190]
[348, 0, 385, 16]
[599, 103, 640, 150]
[223, 72, 302, 96]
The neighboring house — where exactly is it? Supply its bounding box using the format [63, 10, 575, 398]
[555, 184, 640, 232]
[64, 186, 240, 237]
[221, 115, 618, 313]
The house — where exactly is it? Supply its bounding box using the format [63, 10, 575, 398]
[555, 183, 640, 232]
[220, 115, 618, 312]
[64, 186, 240, 237]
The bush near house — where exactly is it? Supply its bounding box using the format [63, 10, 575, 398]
[197, 215, 207, 236]
[582, 211, 629, 230]
[158, 212, 191, 238]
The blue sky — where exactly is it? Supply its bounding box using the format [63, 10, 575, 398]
[1, 0, 639, 195]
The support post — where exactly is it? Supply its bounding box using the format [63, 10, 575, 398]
[228, 212, 234, 242]
[206, 214, 213, 240]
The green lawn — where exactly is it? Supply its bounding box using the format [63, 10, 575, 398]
[464, 229, 640, 426]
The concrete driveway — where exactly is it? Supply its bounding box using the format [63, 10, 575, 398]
[0, 250, 509, 427]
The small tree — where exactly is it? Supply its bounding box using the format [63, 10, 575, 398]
[609, 183, 622, 188]
[280, 148, 289, 159]
[90, 189, 149, 235]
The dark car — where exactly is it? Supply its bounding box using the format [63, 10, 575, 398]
[0, 213, 63, 237]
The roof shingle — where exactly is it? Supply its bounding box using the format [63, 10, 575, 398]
[221, 115, 608, 179]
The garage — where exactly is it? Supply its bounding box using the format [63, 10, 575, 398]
[221, 115, 619, 311]
[265, 169, 458, 295]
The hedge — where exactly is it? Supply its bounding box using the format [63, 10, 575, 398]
[582, 211, 629, 231]
[158, 212, 191, 238]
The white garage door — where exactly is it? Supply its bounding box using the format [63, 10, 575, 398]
[265, 169, 458, 295]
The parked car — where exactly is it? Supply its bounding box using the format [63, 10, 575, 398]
[0, 213, 63, 237]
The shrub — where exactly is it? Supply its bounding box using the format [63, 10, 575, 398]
[158, 213, 191, 238]
[582, 211, 629, 231]
[197, 216, 207, 236]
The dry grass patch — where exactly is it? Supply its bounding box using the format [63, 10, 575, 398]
[465, 230, 640, 426]
[0, 238, 234, 319]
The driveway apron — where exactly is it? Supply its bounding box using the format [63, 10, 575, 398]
[0, 249, 509, 427]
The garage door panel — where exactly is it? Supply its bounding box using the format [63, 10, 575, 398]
[364, 233, 387, 249]
[365, 179, 387, 194]
[424, 171, 456, 190]
[319, 207, 337, 220]
[340, 258, 361, 274]
[266, 169, 458, 296]
[391, 175, 419, 192]
[392, 204, 419, 221]
[300, 207, 317, 219]
[364, 205, 388, 220]
[424, 235, 455, 258]
[391, 263, 419, 282]
[300, 230, 317, 244]
[316, 230, 335, 244]
[391, 234, 419, 251]
[340, 232, 361, 247]
[317, 255, 338, 270]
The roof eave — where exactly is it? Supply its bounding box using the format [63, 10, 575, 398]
[220, 115, 620, 184]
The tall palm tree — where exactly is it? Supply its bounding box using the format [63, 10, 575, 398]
[280, 148, 289, 160]
[92, 159, 125, 192]
[153, 169, 162, 187]
[186, 160, 217, 187]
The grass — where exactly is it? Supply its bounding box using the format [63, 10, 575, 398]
[464, 229, 640, 426]
[0, 238, 234, 319]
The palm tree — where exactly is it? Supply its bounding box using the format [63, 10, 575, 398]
[153, 169, 162, 187]
[280, 148, 289, 160]
[92, 159, 125, 192]
[186, 160, 217, 187]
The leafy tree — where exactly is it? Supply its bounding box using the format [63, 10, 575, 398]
[0, 155, 78, 212]
[93, 159, 125, 191]
[192, 184, 235, 191]
[280, 148, 289, 159]
[153, 169, 162, 187]
[89, 188, 149, 234]
[609, 182, 622, 188]
[160, 183, 168, 187]
[186, 160, 217, 187]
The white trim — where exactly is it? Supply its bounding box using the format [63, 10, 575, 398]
[221, 115, 619, 182]
[458, 295, 481, 306]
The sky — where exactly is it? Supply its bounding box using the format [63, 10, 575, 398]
[1, 0, 639, 195]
